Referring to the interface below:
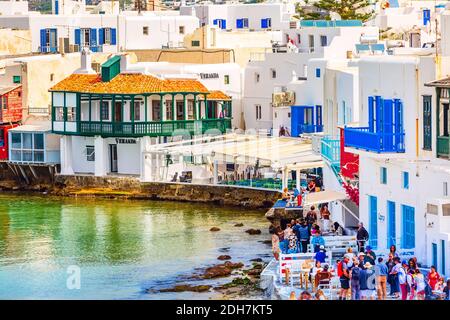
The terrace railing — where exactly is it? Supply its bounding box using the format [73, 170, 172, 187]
[321, 137, 340, 166]
[344, 127, 405, 153]
[299, 124, 323, 134]
[76, 118, 231, 137]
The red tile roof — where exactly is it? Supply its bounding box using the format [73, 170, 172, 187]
[49, 73, 210, 95]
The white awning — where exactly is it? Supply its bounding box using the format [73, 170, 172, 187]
[145, 133, 323, 167]
[304, 190, 348, 206]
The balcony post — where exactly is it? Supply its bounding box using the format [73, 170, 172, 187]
[193, 94, 198, 120]
[121, 95, 124, 123]
[131, 95, 135, 135]
[100, 95, 103, 126]
[112, 95, 116, 133]
[160, 94, 164, 121]
[144, 95, 148, 122]
[88, 94, 92, 123]
[172, 94, 176, 121]
[184, 94, 188, 120]
[204, 94, 208, 119]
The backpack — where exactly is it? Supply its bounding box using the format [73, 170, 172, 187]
[337, 261, 344, 277]
[351, 267, 361, 281]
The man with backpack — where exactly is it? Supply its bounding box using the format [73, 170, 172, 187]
[338, 256, 351, 300]
[375, 257, 388, 300]
[350, 261, 361, 300]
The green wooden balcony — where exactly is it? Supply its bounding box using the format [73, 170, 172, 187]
[437, 135, 450, 158]
[53, 118, 232, 137]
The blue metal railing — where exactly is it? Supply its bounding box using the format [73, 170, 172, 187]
[321, 137, 340, 165]
[300, 20, 363, 27]
[299, 124, 323, 134]
[344, 127, 405, 153]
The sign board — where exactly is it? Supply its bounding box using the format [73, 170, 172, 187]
[200, 73, 219, 79]
[272, 91, 295, 107]
[115, 138, 137, 144]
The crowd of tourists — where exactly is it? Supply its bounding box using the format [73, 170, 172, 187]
[270, 205, 341, 258]
[271, 206, 450, 300]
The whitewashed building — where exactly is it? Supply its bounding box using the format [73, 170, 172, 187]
[243, 21, 378, 133]
[180, 2, 296, 31]
[0, 12, 199, 53]
[50, 52, 233, 178]
[0, 0, 29, 16]
[341, 52, 450, 273]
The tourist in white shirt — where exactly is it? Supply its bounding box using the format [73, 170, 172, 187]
[390, 257, 406, 299]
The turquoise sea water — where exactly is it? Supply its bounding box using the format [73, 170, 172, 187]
[0, 194, 271, 299]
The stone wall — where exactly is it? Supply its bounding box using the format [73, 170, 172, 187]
[53, 175, 280, 209]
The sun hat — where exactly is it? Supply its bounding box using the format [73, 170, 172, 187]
[358, 252, 365, 256]
[364, 262, 373, 268]
[320, 245, 325, 250]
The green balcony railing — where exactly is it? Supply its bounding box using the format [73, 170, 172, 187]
[437, 135, 450, 157]
[55, 118, 232, 137]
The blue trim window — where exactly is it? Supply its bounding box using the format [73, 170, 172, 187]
[320, 35, 327, 46]
[261, 18, 271, 29]
[315, 68, 321, 78]
[380, 167, 387, 184]
[432, 243, 438, 268]
[423, 95, 432, 150]
[9, 132, 45, 163]
[40, 28, 58, 53]
[402, 171, 409, 189]
[236, 18, 249, 29]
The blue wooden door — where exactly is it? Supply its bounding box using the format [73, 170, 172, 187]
[432, 243, 438, 268]
[369, 195, 378, 249]
[387, 201, 396, 248]
[401, 205, 415, 249]
[315, 105, 322, 132]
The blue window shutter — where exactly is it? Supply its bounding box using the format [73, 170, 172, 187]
[55, 0, 59, 14]
[221, 20, 226, 29]
[261, 18, 267, 29]
[99, 28, 104, 45]
[368, 96, 375, 132]
[50, 28, 57, 52]
[387, 201, 396, 248]
[315, 68, 320, 78]
[110, 28, 117, 45]
[401, 205, 415, 249]
[402, 172, 409, 189]
[90, 28, 97, 51]
[75, 29, 81, 46]
[441, 240, 445, 274]
[236, 19, 243, 29]
[40, 29, 46, 53]
[213, 19, 218, 25]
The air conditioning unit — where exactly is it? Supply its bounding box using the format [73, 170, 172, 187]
[69, 44, 80, 53]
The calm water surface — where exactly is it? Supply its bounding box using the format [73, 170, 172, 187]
[0, 194, 271, 299]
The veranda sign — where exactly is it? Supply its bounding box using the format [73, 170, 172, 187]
[115, 138, 137, 144]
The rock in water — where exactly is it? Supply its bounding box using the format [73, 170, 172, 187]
[210, 227, 221, 232]
[158, 284, 211, 293]
[203, 261, 244, 279]
[217, 255, 232, 260]
[245, 229, 261, 235]
[234, 223, 244, 227]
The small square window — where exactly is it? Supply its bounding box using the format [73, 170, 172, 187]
[191, 40, 200, 47]
[270, 68, 276, 79]
[86, 145, 95, 162]
[13, 75, 21, 84]
[50, 73, 54, 82]
[143, 26, 149, 35]
[255, 73, 260, 83]
[380, 167, 387, 184]
[179, 26, 185, 34]
[224, 75, 230, 85]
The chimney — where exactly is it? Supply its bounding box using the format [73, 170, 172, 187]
[74, 48, 96, 74]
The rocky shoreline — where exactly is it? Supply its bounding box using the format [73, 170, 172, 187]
[145, 226, 270, 299]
